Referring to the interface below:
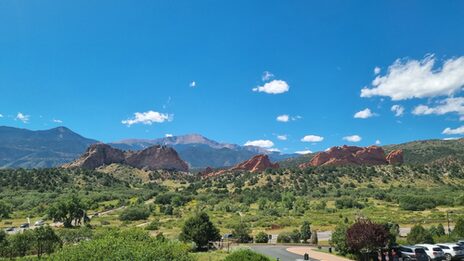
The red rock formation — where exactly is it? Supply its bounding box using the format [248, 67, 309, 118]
[200, 166, 214, 176]
[386, 149, 404, 164]
[204, 154, 279, 177]
[299, 145, 389, 168]
[63, 144, 188, 171]
[125, 145, 189, 171]
[230, 154, 279, 173]
[62, 143, 125, 169]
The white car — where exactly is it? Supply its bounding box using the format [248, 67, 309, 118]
[416, 244, 445, 261]
[436, 244, 464, 261]
[34, 220, 44, 226]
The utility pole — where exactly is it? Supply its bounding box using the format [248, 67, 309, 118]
[447, 211, 454, 235]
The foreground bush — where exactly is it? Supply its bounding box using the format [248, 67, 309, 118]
[255, 232, 269, 243]
[224, 249, 270, 261]
[47, 229, 192, 261]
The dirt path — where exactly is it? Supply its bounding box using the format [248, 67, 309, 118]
[286, 247, 352, 261]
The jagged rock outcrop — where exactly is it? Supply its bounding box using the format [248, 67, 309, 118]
[200, 166, 214, 176]
[62, 143, 125, 169]
[63, 144, 188, 171]
[125, 145, 188, 171]
[205, 154, 279, 177]
[386, 149, 404, 164]
[299, 145, 394, 168]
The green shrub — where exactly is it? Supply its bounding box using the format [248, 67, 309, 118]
[277, 232, 292, 243]
[145, 220, 160, 231]
[119, 206, 150, 221]
[48, 229, 192, 261]
[224, 249, 270, 261]
[255, 232, 269, 243]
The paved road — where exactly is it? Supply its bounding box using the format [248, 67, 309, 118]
[251, 245, 317, 261]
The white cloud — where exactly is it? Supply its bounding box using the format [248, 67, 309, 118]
[244, 139, 274, 148]
[252, 79, 289, 94]
[52, 119, 63, 123]
[295, 150, 312, 155]
[460, 116, 464, 121]
[267, 148, 281, 153]
[15, 112, 30, 123]
[122, 110, 172, 126]
[375, 139, 381, 145]
[354, 108, 375, 119]
[343, 135, 362, 142]
[292, 115, 302, 120]
[277, 135, 287, 141]
[301, 135, 324, 142]
[262, 71, 274, 81]
[361, 55, 464, 100]
[391, 105, 405, 117]
[276, 114, 289, 122]
[443, 137, 460, 140]
[412, 97, 464, 118]
[442, 126, 464, 135]
[374, 67, 381, 75]
[189, 81, 196, 88]
[0, 114, 3, 118]
[165, 134, 173, 137]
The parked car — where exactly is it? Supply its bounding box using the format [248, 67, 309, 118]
[19, 223, 30, 229]
[416, 244, 445, 261]
[457, 240, 464, 247]
[399, 246, 429, 261]
[4, 227, 15, 232]
[436, 244, 464, 261]
[34, 220, 44, 226]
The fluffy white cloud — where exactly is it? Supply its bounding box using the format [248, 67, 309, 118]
[343, 135, 362, 142]
[244, 139, 274, 148]
[354, 108, 375, 119]
[52, 119, 63, 123]
[276, 114, 289, 122]
[262, 71, 274, 81]
[301, 135, 324, 142]
[391, 105, 405, 117]
[189, 81, 196, 88]
[295, 150, 312, 155]
[442, 126, 464, 135]
[375, 139, 381, 145]
[253, 80, 289, 94]
[277, 135, 287, 141]
[374, 67, 381, 75]
[267, 148, 281, 153]
[165, 134, 173, 137]
[443, 137, 460, 140]
[15, 112, 30, 123]
[412, 97, 464, 118]
[361, 55, 464, 100]
[122, 111, 172, 126]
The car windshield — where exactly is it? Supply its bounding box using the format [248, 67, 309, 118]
[433, 248, 442, 251]
[415, 249, 426, 254]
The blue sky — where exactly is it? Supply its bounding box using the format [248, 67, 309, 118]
[1, 1, 464, 154]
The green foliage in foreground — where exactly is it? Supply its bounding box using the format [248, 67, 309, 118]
[47, 229, 193, 261]
[179, 212, 221, 250]
[224, 249, 270, 261]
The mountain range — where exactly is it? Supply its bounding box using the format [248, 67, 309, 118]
[1, 125, 463, 169]
[0, 126, 293, 169]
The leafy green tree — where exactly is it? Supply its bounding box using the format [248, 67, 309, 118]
[300, 221, 312, 243]
[232, 223, 252, 243]
[452, 218, 464, 238]
[255, 232, 269, 243]
[0, 201, 11, 218]
[289, 229, 301, 243]
[8, 230, 33, 257]
[277, 232, 292, 243]
[224, 249, 270, 261]
[33, 226, 62, 258]
[47, 195, 88, 228]
[407, 225, 434, 244]
[179, 212, 220, 250]
[436, 223, 446, 236]
[330, 223, 349, 255]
